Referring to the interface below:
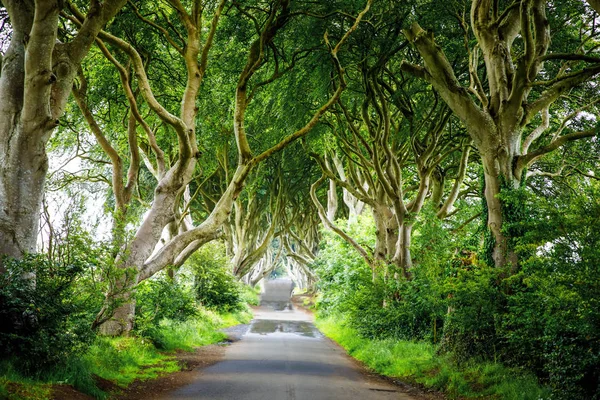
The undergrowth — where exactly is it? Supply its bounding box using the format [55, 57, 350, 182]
[316, 315, 552, 400]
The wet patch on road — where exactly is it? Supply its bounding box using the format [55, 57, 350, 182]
[248, 319, 322, 338]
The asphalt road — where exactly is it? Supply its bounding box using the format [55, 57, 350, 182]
[159, 279, 416, 400]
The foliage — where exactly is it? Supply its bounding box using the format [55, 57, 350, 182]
[187, 243, 244, 312]
[314, 181, 600, 399]
[498, 180, 600, 399]
[134, 275, 199, 341]
[0, 297, 254, 399]
[240, 285, 261, 306]
[0, 253, 102, 374]
[313, 213, 376, 316]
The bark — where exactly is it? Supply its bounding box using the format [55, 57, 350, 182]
[437, 142, 472, 219]
[0, 0, 127, 266]
[331, 153, 366, 218]
[326, 178, 338, 221]
[372, 204, 396, 262]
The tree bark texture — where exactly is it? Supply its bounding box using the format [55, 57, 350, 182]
[0, 0, 126, 266]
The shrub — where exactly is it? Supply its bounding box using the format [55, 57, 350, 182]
[187, 243, 243, 312]
[134, 275, 198, 342]
[240, 285, 260, 306]
[0, 254, 98, 373]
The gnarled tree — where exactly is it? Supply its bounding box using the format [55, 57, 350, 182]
[0, 0, 127, 265]
[69, 0, 374, 335]
[402, 0, 600, 267]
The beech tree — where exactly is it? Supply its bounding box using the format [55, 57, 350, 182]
[402, 0, 600, 267]
[307, 4, 474, 278]
[0, 0, 127, 265]
[62, 0, 373, 335]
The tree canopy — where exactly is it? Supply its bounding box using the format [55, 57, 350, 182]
[0, 0, 599, 397]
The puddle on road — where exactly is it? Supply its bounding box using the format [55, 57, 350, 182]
[249, 320, 322, 338]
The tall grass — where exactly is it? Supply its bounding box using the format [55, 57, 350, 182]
[85, 307, 253, 387]
[240, 285, 261, 306]
[316, 315, 551, 400]
[84, 336, 180, 388]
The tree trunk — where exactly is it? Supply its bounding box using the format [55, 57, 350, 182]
[481, 152, 520, 269]
[326, 178, 338, 221]
[98, 175, 190, 335]
[0, 0, 127, 266]
[0, 124, 49, 260]
[395, 222, 413, 278]
[0, 3, 45, 264]
[372, 204, 395, 262]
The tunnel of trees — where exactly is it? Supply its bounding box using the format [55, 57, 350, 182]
[0, 0, 599, 398]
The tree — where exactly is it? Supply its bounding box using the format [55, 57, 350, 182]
[67, 0, 373, 335]
[0, 0, 127, 265]
[402, 0, 600, 267]
[307, 2, 474, 278]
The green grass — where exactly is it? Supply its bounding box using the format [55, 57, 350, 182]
[86, 307, 254, 386]
[0, 365, 51, 400]
[316, 315, 552, 400]
[145, 307, 251, 352]
[83, 336, 180, 388]
[218, 306, 253, 327]
[0, 358, 104, 400]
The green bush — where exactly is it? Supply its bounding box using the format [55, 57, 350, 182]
[314, 214, 376, 317]
[490, 181, 600, 399]
[134, 275, 198, 344]
[315, 212, 447, 342]
[439, 262, 504, 363]
[187, 243, 243, 312]
[0, 254, 99, 374]
[240, 285, 261, 306]
[313, 185, 600, 398]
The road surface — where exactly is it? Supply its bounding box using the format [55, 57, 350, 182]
[158, 279, 416, 400]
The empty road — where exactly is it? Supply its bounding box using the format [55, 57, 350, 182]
[159, 279, 416, 400]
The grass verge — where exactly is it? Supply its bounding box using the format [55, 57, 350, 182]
[316, 315, 551, 400]
[0, 306, 253, 400]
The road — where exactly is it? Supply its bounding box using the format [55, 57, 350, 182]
[158, 279, 416, 400]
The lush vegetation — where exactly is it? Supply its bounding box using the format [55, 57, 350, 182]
[314, 180, 600, 399]
[1, 0, 600, 399]
[317, 316, 550, 400]
[0, 241, 254, 399]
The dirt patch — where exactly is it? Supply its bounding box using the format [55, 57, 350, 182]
[92, 375, 121, 394]
[50, 384, 94, 400]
